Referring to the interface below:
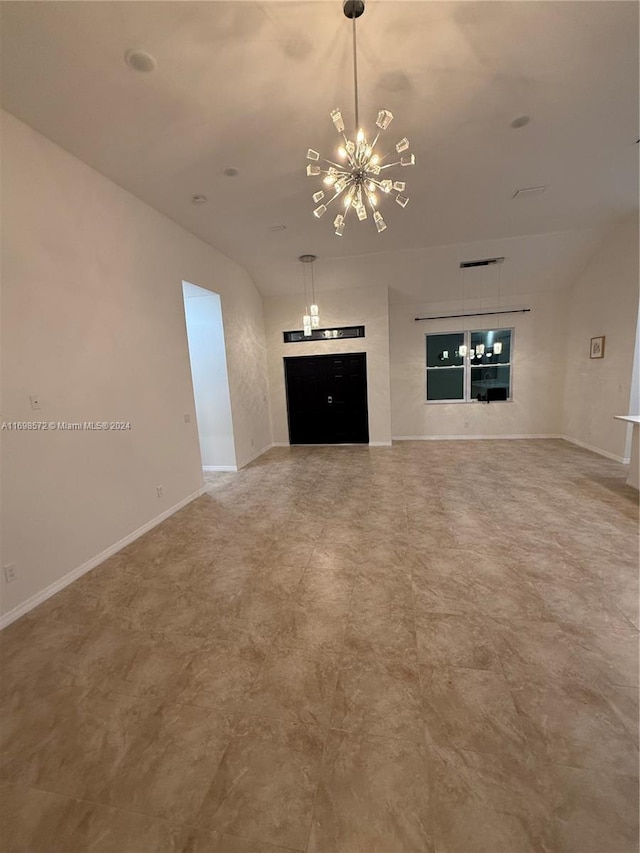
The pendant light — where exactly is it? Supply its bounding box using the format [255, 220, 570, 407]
[300, 254, 319, 335]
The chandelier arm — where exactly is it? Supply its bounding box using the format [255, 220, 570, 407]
[322, 159, 350, 170]
[365, 191, 378, 211]
[378, 161, 402, 170]
[310, 260, 316, 306]
[324, 189, 347, 208]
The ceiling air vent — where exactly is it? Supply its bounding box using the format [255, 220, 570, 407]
[459, 257, 505, 269]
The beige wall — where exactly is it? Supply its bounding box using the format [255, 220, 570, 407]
[264, 286, 392, 445]
[390, 286, 570, 440]
[562, 213, 639, 460]
[0, 112, 271, 620]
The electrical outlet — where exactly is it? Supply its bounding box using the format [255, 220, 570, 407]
[156, 485, 164, 499]
[29, 394, 41, 410]
[184, 413, 191, 424]
[4, 564, 17, 584]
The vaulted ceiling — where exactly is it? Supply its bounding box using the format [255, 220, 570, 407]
[1, 1, 638, 297]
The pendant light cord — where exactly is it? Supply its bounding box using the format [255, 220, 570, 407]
[311, 260, 316, 306]
[352, 12, 360, 132]
[303, 262, 308, 312]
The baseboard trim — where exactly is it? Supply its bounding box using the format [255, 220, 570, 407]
[369, 441, 393, 447]
[393, 434, 563, 441]
[561, 435, 630, 464]
[0, 486, 207, 631]
[202, 465, 238, 473]
[390, 433, 629, 464]
[236, 442, 274, 469]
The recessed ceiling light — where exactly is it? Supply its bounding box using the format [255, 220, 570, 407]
[269, 225, 287, 232]
[191, 194, 207, 205]
[512, 186, 547, 198]
[510, 115, 530, 129]
[223, 167, 239, 177]
[124, 49, 157, 73]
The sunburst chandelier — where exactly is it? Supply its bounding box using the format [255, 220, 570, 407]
[306, 0, 415, 236]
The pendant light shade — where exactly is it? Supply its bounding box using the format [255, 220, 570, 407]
[300, 254, 320, 335]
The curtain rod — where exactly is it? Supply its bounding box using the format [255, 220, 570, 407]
[414, 308, 531, 322]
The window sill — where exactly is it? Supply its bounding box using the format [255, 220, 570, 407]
[424, 399, 513, 405]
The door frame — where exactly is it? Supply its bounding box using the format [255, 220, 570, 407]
[283, 352, 370, 445]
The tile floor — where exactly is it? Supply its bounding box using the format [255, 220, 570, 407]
[1, 439, 638, 852]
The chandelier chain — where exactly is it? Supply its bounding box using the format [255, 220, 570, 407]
[303, 261, 308, 312]
[352, 13, 360, 132]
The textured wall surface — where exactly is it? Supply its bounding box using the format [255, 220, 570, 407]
[264, 286, 392, 445]
[562, 214, 639, 459]
[1, 112, 271, 616]
[390, 286, 570, 439]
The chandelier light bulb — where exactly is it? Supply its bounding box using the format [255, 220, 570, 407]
[374, 211, 387, 233]
[476, 344, 485, 355]
[310, 304, 319, 316]
[331, 109, 345, 133]
[494, 341, 503, 354]
[338, 146, 347, 159]
[376, 109, 394, 130]
[459, 345, 468, 357]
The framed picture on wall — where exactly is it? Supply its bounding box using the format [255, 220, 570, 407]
[590, 336, 605, 359]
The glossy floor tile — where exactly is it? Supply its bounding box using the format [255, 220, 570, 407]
[1, 440, 638, 851]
